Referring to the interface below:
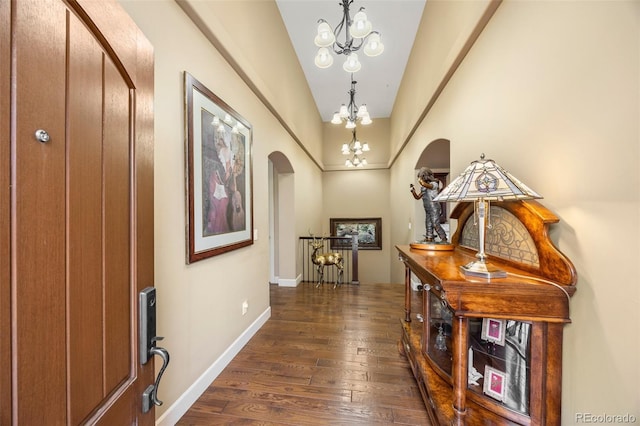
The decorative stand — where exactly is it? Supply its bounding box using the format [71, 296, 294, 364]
[410, 242, 454, 251]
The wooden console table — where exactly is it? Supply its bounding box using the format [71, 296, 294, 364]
[397, 200, 576, 425]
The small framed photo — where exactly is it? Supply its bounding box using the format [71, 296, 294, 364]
[481, 318, 506, 346]
[483, 366, 506, 402]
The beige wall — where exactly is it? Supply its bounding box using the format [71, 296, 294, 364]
[176, 0, 325, 166]
[390, 0, 496, 159]
[321, 119, 392, 283]
[323, 118, 390, 169]
[119, 0, 324, 419]
[390, 0, 639, 422]
[322, 169, 392, 283]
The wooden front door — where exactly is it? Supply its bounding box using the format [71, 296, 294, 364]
[1, 0, 155, 424]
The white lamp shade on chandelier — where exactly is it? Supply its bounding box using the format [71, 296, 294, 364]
[313, 1, 384, 73]
[349, 10, 372, 38]
[363, 33, 384, 57]
[314, 47, 334, 68]
[343, 53, 361, 73]
[314, 21, 335, 47]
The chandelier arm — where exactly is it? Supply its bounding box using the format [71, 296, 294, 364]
[361, 30, 381, 42]
[331, 23, 350, 54]
[346, 79, 358, 121]
[348, 91, 356, 120]
[346, 30, 378, 54]
[332, 43, 348, 55]
[341, 0, 354, 34]
[345, 6, 367, 53]
[333, 0, 355, 53]
[348, 38, 364, 53]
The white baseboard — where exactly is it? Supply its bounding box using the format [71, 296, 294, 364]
[155, 306, 271, 426]
[278, 274, 302, 287]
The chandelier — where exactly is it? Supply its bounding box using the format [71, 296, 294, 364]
[314, 0, 385, 73]
[331, 78, 372, 129]
[342, 128, 370, 168]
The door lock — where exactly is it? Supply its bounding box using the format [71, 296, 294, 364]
[139, 287, 170, 413]
[34, 129, 50, 143]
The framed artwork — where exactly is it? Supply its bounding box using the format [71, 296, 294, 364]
[481, 318, 506, 346]
[483, 366, 507, 402]
[184, 72, 253, 263]
[330, 218, 382, 250]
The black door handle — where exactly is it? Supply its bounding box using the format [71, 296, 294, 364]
[139, 287, 171, 413]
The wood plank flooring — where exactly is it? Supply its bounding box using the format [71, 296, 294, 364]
[177, 282, 431, 425]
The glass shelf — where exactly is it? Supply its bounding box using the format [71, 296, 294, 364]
[426, 292, 453, 376]
[467, 318, 532, 415]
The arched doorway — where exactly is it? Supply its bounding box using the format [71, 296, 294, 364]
[268, 152, 297, 286]
[412, 138, 450, 242]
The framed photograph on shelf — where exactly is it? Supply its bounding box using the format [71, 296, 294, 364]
[330, 218, 382, 250]
[184, 72, 253, 263]
[483, 366, 507, 402]
[481, 318, 506, 346]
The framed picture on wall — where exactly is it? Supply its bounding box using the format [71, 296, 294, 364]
[330, 218, 382, 250]
[184, 72, 253, 263]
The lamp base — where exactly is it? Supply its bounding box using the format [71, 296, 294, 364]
[460, 260, 507, 279]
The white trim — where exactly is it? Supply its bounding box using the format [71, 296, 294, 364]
[268, 161, 277, 284]
[278, 274, 302, 287]
[155, 306, 271, 426]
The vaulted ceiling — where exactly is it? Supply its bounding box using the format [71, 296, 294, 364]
[275, 0, 426, 122]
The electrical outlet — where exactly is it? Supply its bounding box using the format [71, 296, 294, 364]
[242, 300, 249, 315]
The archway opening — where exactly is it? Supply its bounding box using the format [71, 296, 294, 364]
[268, 151, 297, 287]
[412, 138, 451, 242]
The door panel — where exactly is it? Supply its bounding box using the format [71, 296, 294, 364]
[68, 12, 106, 422]
[12, 0, 68, 423]
[5, 0, 155, 424]
[0, 0, 10, 423]
[103, 52, 133, 397]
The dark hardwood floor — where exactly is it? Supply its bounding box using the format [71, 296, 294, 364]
[177, 281, 430, 425]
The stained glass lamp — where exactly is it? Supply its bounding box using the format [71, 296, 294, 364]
[433, 154, 542, 279]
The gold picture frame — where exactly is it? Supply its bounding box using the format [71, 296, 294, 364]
[184, 72, 253, 263]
